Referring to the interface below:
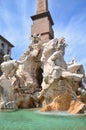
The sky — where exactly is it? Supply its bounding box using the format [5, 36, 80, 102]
[0, 0, 86, 70]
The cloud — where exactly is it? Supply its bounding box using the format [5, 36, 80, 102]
[0, 0, 33, 59]
[0, 0, 86, 72]
[53, 8, 86, 70]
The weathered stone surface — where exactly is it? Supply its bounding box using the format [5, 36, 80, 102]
[39, 37, 86, 113]
[68, 100, 85, 114]
[0, 75, 17, 109]
[41, 87, 72, 112]
[68, 63, 85, 76]
[0, 36, 44, 109]
[0, 36, 86, 114]
[62, 71, 83, 81]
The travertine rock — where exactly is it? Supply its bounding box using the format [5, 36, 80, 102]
[0, 36, 43, 109]
[0, 75, 17, 109]
[68, 63, 85, 76]
[41, 87, 73, 112]
[68, 100, 85, 114]
[39, 37, 86, 113]
[0, 36, 86, 114]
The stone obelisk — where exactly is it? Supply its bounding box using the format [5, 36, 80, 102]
[31, 0, 54, 41]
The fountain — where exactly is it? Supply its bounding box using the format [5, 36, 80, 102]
[0, 34, 86, 115]
[0, 0, 86, 129]
[0, 21, 86, 130]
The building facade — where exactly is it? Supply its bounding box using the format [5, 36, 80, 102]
[0, 35, 14, 75]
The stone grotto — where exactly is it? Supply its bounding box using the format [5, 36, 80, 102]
[0, 35, 86, 114]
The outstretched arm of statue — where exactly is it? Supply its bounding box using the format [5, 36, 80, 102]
[50, 51, 60, 61]
[17, 56, 28, 64]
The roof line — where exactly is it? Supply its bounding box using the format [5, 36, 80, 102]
[0, 35, 14, 47]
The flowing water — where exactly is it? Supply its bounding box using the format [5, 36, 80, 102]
[0, 109, 86, 130]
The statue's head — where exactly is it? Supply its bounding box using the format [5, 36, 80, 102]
[72, 57, 76, 64]
[31, 33, 41, 43]
[3, 55, 10, 61]
[58, 37, 65, 44]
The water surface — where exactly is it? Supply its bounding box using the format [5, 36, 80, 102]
[0, 109, 86, 130]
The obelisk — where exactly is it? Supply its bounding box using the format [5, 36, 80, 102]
[31, 0, 54, 41]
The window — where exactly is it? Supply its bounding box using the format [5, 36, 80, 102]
[0, 43, 5, 54]
[1, 43, 5, 49]
[7, 49, 10, 54]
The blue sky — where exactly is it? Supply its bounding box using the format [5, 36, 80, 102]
[0, 0, 86, 70]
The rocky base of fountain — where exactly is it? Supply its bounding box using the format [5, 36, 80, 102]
[41, 99, 85, 114]
[0, 35, 86, 114]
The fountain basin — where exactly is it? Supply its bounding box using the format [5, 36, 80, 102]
[0, 109, 86, 130]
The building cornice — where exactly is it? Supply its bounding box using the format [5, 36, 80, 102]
[0, 35, 14, 47]
[31, 11, 54, 25]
